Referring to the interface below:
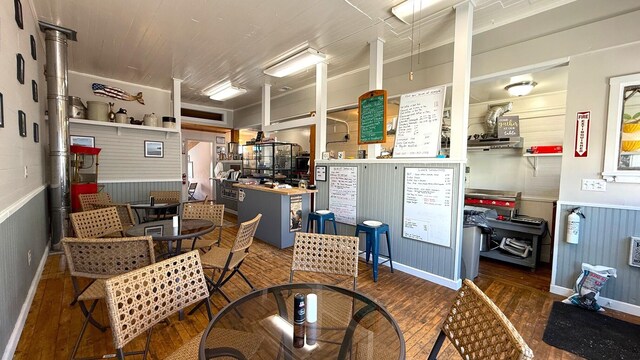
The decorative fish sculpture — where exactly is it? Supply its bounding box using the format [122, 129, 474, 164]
[92, 83, 145, 105]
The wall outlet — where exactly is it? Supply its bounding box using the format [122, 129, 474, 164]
[581, 179, 606, 191]
[27, 250, 32, 266]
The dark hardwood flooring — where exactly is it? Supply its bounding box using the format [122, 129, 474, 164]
[14, 215, 639, 359]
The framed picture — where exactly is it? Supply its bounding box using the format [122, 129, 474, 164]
[144, 225, 164, 237]
[0, 93, 4, 128]
[70, 135, 95, 147]
[30, 35, 37, 60]
[315, 165, 327, 182]
[216, 135, 225, 144]
[630, 237, 640, 268]
[145, 140, 164, 158]
[14, 0, 23, 29]
[17, 54, 25, 84]
[18, 110, 27, 137]
[33, 123, 39, 143]
[32, 80, 38, 102]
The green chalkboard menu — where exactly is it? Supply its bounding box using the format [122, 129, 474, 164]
[358, 90, 387, 145]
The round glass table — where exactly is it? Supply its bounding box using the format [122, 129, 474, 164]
[199, 283, 405, 359]
[125, 219, 214, 257]
[129, 201, 180, 223]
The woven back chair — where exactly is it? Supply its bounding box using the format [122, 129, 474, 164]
[181, 203, 225, 250]
[93, 202, 136, 229]
[70, 206, 124, 238]
[149, 190, 181, 203]
[104, 251, 212, 359]
[61, 236, 155, 359]
[78, 192, 112, 211]
[427, 279, 534, 360]
[190, 214, 262, 314]
[290, 232, 359, 290]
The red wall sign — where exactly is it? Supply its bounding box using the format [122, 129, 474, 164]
[574, 111, 590, 157]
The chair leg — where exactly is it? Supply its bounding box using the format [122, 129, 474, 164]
[78, 300, 107, 332]
[386, 230, 394, 273]
[70, 300, 99, 360]
[141, 328, 153, 360]
[332, 218, 337, 235]
[237, 269, 254, 290]
[427, 331, 447, 360]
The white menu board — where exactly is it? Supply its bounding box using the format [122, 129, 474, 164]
[328, 166, 357, 225]
[393, 86, 446, 158]
[402, 168, 453, 247]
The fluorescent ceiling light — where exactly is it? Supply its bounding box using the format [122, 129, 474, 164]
[206, 81, 247, 101]
[505, 81, 537, 97]
[264, 48, 326, 78]
[391, 0, 444, 24]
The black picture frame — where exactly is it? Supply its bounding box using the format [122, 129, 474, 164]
[17, 54, 25, 84]
[18, 111, 27, 137]
[14, 0, 23, 29]
[33, 123, 39, 143]
[0, 93, 4, 128]
[144, 140, 164, 158]
[32, 80, 38, 102]
[30, 35, 37, 60]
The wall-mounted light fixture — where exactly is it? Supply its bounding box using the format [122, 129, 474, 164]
[206, 80, 247, 101]
[391, 0, 444, 24]
[264, 48, 326, 78]
[505, 81, 537, 97]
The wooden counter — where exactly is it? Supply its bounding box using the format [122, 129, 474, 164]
[233, 183, 317, 196]
[235, 183, 314, 249]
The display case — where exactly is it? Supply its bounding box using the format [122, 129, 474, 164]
[241, 142, 298, 181]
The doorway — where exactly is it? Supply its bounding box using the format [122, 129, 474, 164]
[187, 140, 214, 201]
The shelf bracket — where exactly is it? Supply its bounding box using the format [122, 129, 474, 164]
[526, 156, 539, 177]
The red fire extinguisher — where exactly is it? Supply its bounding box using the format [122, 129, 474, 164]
[182, 173, 187, 185]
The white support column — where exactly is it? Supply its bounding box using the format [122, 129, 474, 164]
[450, 0, 475, 286]
[450, 1, 474, 160]
[315, 62, 328, 158]
[261, 82, 271, 129]
[172, 78, 182, 127]
[368, 37, 384, 159]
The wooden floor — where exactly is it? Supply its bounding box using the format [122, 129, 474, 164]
[14, 216, 640, 359]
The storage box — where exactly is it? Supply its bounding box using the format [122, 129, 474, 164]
[529, 145, 562, 154]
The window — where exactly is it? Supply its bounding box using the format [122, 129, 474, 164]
[603, 73, 640, 182]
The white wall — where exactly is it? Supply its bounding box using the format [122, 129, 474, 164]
[188, 142, 213, 200]
[68, 71, 172, 121]
[559, 42, 640, 206]
[0, 0, 48, 211]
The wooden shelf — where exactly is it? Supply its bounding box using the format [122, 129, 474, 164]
[69, 118, 179, 138]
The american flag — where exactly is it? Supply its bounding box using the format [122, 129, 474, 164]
[91, 83, 145, 105]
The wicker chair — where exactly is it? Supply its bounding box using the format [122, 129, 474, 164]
[180, 203, 225, 251]
[149, 190, 181, 203]
[191, 214, 261, 312]
[290, 232, 360, 290]
[61, 236, 155, 360]
[78, 192, 112, 211]
[70, 206, 125, 238]
[93, 202, 136, 229]
[103, 251, 213, 359]
[427, 279, 534, 360]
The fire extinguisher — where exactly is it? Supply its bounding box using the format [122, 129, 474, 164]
[566, 207, 585, 244]
[182, 173, 187, 185]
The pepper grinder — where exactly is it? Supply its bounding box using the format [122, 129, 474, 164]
[293, 293, 305, 348]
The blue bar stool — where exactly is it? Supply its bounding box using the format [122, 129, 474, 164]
[355, 220, 394, 282]
[306, 210, 337, 234]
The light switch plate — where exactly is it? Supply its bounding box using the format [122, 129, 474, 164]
[581, 179, 606, 191]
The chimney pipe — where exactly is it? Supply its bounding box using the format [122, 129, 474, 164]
[39, 22, 77, 248]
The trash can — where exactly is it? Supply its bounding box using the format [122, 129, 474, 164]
[461, 207, 496, 280]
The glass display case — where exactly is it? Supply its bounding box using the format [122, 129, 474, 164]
[241, 142, 298, 181]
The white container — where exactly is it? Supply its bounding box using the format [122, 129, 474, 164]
[143, 113, 158, 127]
[114, 113, 128, 124]
[86, 101, 109, 121]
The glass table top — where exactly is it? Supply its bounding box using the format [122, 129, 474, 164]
[125, 219, 215, 241]
[200, 283, 405, 359]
